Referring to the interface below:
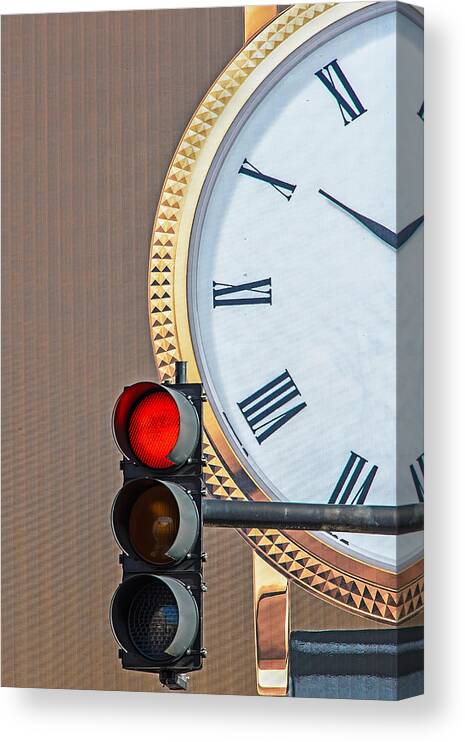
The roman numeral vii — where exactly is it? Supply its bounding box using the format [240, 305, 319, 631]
[238, 370, 306, 445]
[329, 452, 378, 505]
[315, 59, 367, 126]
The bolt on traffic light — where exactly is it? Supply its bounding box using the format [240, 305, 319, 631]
[110, 367, 206, 690]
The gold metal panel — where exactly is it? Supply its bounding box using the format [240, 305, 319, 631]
[244, 5, 279, 41]
[254, 552, 289, 695]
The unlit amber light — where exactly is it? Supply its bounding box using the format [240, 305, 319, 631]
[129, 486, 180, 564]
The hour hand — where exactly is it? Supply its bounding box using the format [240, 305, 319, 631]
[319, 188, 423, 250]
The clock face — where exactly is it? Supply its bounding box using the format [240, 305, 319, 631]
[186, 7, 424, 572]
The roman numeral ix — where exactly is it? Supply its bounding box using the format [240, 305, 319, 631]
[238, 370, 306, 445]
[329, 451, 378, 505]
[213, 278, 272, 308]
[238, 158, 296, 200]
[315, 59, 367, 126]
[410, 453, 424, 502]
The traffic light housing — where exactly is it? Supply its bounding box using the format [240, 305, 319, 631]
[110, 372, 205, 690]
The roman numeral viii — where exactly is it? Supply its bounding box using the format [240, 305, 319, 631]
[410, 453, 424, 502]
[238, 370, 306, 445]
[238, 158, 296, 201]
[329, 451, 378, 505]
[315, 59, 367, 126]
[213, 278, 272, 308]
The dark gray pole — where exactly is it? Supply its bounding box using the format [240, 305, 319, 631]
[203, 499, 423, 535]
[175, 360, 187, 384]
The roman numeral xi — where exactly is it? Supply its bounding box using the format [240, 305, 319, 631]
[238, 370, 306, 445]
[315, 59, 367, 126]
[213, 278, 272, 308]
[329, 451, 378, 505]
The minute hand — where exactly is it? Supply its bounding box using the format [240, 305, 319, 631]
[319, 189, 424, 250]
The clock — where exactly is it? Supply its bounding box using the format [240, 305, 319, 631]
[149, 2, 424, 625]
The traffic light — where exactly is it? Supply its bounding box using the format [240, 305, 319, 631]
[110, 365, 206, 690]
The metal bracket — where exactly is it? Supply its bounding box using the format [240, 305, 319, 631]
[159, 671, 189, 691]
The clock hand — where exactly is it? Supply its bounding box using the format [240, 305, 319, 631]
[318, 189, 423, 250]
[395, 215, 425, 248]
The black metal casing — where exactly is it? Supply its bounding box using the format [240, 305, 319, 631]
[111, 381, 205, 678]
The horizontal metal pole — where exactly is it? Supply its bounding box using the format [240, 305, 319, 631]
[203, 500, 423, 535]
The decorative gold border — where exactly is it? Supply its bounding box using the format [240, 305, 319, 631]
[149, 2, 424, 623]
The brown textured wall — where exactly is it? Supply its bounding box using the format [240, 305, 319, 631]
[1, 7, 421, 695]
[1, 7, 257, 694]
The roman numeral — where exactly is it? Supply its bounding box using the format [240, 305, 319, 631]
[238, 370, 306, 445]
[213, 278, 272, 308]
[238, 158, 296, 201]
[315, 59, 367, 126]
[417, 101, 424, 120]
[410, 453, 424, 502]
[329, 452, 378, 505]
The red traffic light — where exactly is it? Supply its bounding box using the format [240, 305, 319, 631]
[128, 390, 180, 469]
[112, 381, 200, 470]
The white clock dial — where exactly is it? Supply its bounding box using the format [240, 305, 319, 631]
[188, 7, 423, 571]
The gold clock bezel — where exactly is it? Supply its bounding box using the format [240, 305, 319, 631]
[148, 2, 424, 623]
